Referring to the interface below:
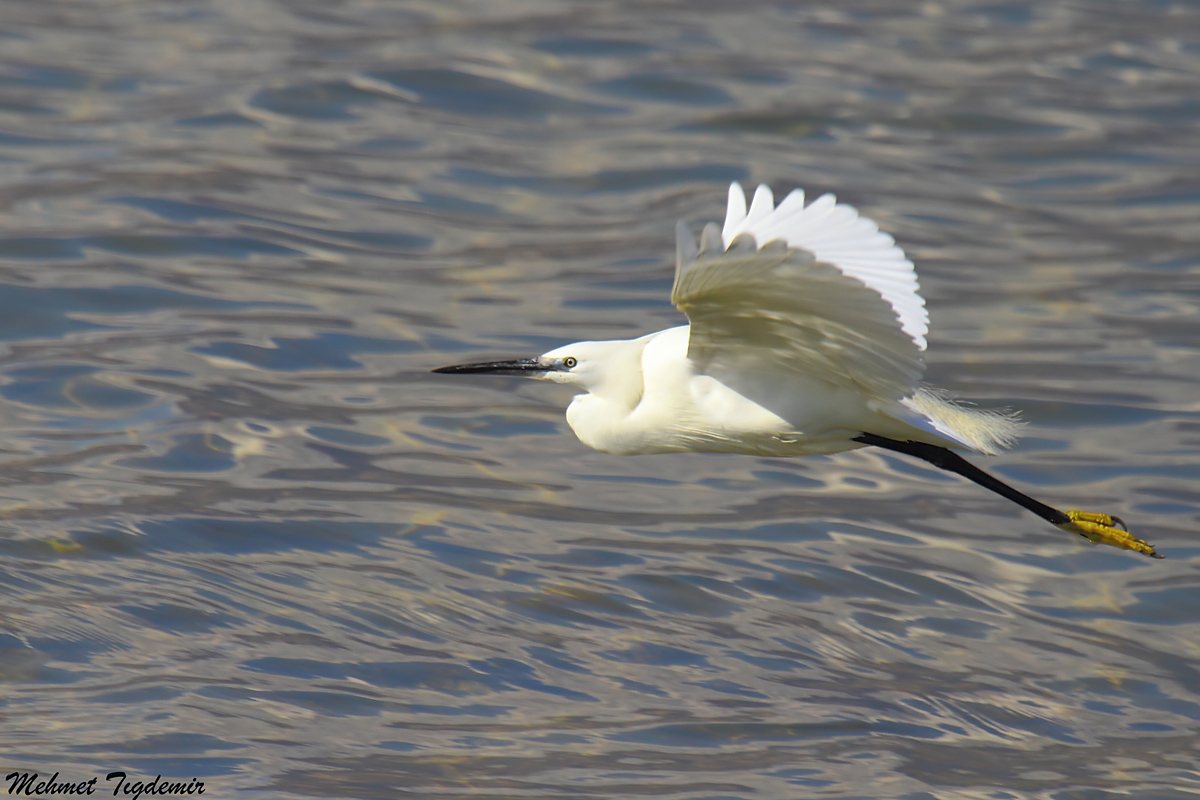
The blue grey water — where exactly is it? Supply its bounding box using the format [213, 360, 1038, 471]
[0, 1, 1198, 797]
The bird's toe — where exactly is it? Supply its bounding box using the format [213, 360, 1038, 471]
[1058, 509, 1162, 558]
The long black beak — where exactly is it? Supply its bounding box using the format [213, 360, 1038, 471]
[432, 357, 548, 376]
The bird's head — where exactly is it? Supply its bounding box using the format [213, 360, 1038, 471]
[433, 338, 646, 400]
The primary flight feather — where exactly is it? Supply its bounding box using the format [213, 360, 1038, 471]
[435, 182, 1160, 558]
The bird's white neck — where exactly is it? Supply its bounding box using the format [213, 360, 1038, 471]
[559, 337, 652, 454]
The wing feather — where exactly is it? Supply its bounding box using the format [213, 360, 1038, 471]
[721, 183, 747, 241]
[673, 184, 927, 403]
[719, 183, 928, 350]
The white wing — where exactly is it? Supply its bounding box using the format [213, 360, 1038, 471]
[721, 183, 928, 350]
[673, 183, 926, 403]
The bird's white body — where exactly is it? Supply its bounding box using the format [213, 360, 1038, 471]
[536, 183, 1021, 459]
[548, 326, 921, 456]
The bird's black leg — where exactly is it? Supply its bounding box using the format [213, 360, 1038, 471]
[852, 433, 1070, 525]
[852, 432, 1161, 558]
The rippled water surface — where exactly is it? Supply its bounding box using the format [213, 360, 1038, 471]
[2, 1, 1199, 797]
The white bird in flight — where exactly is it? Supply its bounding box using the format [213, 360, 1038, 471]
[435, 183, 1160, 558]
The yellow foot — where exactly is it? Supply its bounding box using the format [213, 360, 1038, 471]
[1057, 509, 1162, 559]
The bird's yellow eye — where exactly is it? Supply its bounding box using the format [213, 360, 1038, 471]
[562, 357, 577, 369]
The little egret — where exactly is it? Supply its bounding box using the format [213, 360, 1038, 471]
[434, 183, 1160, 558]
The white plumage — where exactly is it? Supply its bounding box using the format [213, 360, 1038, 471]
[434, 182, 1159, 558]
[720, 183, 929, 350]
[541, 182, 1018, 457]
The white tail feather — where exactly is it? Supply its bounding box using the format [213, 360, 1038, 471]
[902, 387, 1024, 455]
